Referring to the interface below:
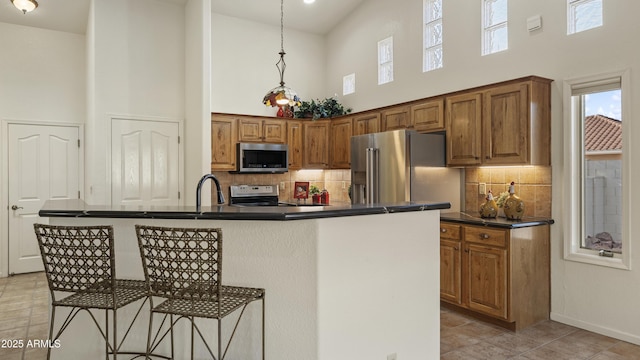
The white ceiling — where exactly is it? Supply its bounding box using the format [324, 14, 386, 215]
[0, 0, 364, 35]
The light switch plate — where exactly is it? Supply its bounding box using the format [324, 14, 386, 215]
[479, 183, 487, 195]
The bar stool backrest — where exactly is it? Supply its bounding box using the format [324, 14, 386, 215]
[135, 225, 222, 301]
[33, 224, 116, 299]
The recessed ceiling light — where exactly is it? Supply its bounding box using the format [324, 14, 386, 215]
[304, 0, 316, 4]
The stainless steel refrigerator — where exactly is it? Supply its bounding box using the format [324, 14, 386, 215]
[350, 129, 462, 211]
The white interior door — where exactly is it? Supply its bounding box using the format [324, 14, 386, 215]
[111, 119, 180, 206]
[8, 124, 80, 274]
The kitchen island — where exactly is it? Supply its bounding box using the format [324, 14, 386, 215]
[39, 199, 449, 360]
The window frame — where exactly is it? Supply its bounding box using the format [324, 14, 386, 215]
[567, 0, 603, 35]
[481, 0, 508, 56]
[423, 0, 443, 72]
[377, 36, 394, 85]
[563, 69, 631, 270]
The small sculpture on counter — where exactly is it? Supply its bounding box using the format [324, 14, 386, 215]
[479, 190, 498, 218]
[503, 181, 525, 220]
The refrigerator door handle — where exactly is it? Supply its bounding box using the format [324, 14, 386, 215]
[366, 148, 379, 204]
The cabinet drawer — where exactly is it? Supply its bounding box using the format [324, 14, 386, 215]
[440, 223, 461, 240]
[464, 226, 507, 247]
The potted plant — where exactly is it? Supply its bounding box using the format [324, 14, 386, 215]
[309, 185, 321, 204]
[294, 97, 352, 120]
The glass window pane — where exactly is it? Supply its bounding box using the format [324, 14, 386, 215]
[425, 46, 443, 71]
[573, 0, 603, 33]
[485, 0, 507, 27]
[484, 24, 508, 54]
[581, 89, 622, 253]
[426, 20, 443, 47]
[425, 0, 442, 23]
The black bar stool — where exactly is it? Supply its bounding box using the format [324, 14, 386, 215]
[33, 224, 161, 360]
[135, 225, 265, 360]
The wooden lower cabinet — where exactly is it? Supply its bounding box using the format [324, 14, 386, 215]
[440, 221, 550, 330]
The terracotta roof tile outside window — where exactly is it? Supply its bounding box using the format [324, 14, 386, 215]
[584, 114, 622, 152]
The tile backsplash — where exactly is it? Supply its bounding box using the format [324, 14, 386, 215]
[464, 166, 552, 218]
[212, 170, 352, 204]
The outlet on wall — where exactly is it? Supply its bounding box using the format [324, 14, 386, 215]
[280, 182, 285, 190]
[479, 182, 487, 195]
[387, 353, 397, 360]
[342, 181, 346, 189]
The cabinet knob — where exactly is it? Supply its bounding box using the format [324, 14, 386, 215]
[440, 228, 447, 233]
[480, 233, 490, 239]
[454, 247, 459, 250]
[464, 249, 469, 253]
[474, 157, 480, 160]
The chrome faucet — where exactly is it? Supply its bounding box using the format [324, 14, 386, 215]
[196, 174, 225, 210]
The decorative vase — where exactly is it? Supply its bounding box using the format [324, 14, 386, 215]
[479, 190, 498, 218]
[503, 181, 525, 220]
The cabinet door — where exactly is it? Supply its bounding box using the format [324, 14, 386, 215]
[237, 118, 263, 142]
[411, 98, 444, 133]
[465, 244, 508, 319]
[353, 113, 381, 135]
[445, 93, 482, 166]
[211, 115, 237, 171]
[483, 83, 529, 164]
[381, 107, 410, 131]
[303, 120, 330, 169]
[330, 118, 353, 169]
[263, 119, 287, 143]
[440, 239, 462, 305]
[287, 120, 303, 170]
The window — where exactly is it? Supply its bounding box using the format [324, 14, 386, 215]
[423, 0, 443, 72]
[377, 37, 394, 85]
[564, 71, 630, 269]
[343, 73, 356, 95]
[481, 0, 508, 55]
[568, 0, 603, 34]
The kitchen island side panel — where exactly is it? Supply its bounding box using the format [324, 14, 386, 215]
[317, 210, 440, 360]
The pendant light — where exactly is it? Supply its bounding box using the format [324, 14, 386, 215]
[11, 0, 38, 14]
[262, 0, 301, 108]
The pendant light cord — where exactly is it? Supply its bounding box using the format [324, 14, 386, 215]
[280, 0, 284, 53]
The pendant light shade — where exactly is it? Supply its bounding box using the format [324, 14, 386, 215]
[263, 0, 301, 108]
[11, 0, 38, 14]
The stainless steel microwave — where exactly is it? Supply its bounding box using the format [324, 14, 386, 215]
[235, 143, 289, 173]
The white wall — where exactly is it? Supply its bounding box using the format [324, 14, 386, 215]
[211, 13, 326, 116]
[86, 0, 185, 205]
[185, 0, 212, 205]
[325, 0, 640, 344]
[0, 22, 85, 122]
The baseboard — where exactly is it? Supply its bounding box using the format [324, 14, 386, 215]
[550, 312, 640, 346]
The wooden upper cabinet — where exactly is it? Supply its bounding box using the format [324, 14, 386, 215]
[445, 92, 483, 166]
[483, 78, 551, 165]
[211, 114, 237, 171]
[381, 106, 411, 132]
[353, 112, 381, 136]
[238, 117, 286, 143]
[303, 120, 330, 169]
[329, 117, 353, 169]
[287, 120, 303, 170]
[411, 98, 445, 133]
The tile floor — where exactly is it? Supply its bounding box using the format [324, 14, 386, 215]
[441, 307, 640, 360]
[1, 272, 640, 360]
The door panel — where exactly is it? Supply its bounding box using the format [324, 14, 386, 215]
[111, 119, 179, 207]
[8, 124, 80, 274]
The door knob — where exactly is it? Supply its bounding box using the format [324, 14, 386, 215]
[11, 205, 23, 210]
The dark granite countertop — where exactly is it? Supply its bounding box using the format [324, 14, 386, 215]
[440, 211, 554, 229]
[39, 199, 451, 221]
